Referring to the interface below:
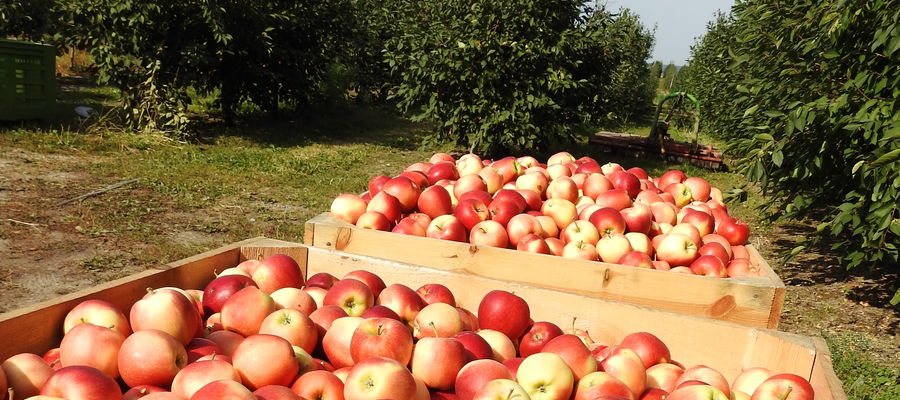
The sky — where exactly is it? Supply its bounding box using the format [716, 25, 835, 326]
[602, 0, 736, 65]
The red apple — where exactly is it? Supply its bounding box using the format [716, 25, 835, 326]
[205, 330, 244, 357]
[191, 379, 256, 399]
[416, 283, 456, 306]
[583, 173, 614, 200]
[698, 242, 730, 266]
[575, 371, 635, 400]
[667, 385, 729, 400]
[393, 216, 428, 236]
[599, 346, 647, 398]
[517, 233, 551, 254]
[131, 288, 201, 345]
[331, 194, 368, 224]
[63, 299, 131, 339]
[382, 176, 421, 212]
[367, 191, 403, 223]
[455, 198, 491, 231]
[291, 370, 344, 400]
[350, 317, 414, 365]
[170, 359, 240, 398]
[233, 334, 299, 389]
[40, 366, 122, 399]
[368, 175, 391, 196]
[118, 329, 188, 388]
[220, 286, 277, 337]
[646, 363, 684, 393]
[506, 214, 544, 246]
[455, 359, 512, 400]
[518, 321, 564, 357]
[324, 279, 375, 317]
[619, 332, 670, 368]
[547, 176, 579, 203]
[59, 322, 125, 379]
[675, 365, 730, 396]
[488, 198, 523, 226]
[596, 189, 633, 211]
[470, 220, 510, 248]
[344, 270, 387, 299]
[377, 283, 425, 328]
[427, 214, 467, 242]
[658, 170, 686, 189]
[683, 177, 711, 202]
[411, 337, 468, 390]
[590, 207, 627, 236]
[2, 353, 54, 398]
[478, 290, 530, 340]
[355, 211, 391, 231]
[306, 272, 338, 289]
[689, 255, 726, 277]
[453, 331, 494, 361]
[618, 251, 653, 268]
[655, 234, 699, 267]
[185, 338, 221, 364]
[418, 185, 454, 218]
[750, 373, 813, 400]
[680, 210, 715, 237]
[541, 334, 598, 380]
[541, 198, 578, 230]
[609, 171, 641, 198]
[344, 357, 417, 399]
[271, 287, 317, 315]
[717, 218, 750, 246]
[202, 275, 258, 315]
[259, 309, 318, 353]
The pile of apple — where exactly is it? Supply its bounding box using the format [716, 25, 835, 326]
[329, 152, 759, 278]
[1, 254, 813, 400]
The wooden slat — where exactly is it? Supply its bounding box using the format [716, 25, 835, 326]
[305, 212, 786, 328]
[809, 337, 847, 400]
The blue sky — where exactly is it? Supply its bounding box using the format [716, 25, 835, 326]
[602, 0, 736, 64]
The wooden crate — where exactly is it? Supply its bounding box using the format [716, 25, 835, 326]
[0, 237, 843, 399]
[305, 212, 786, 329]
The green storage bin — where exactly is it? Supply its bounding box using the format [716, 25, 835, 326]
[0, 39, 57, 121]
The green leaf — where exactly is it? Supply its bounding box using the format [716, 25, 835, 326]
[892, 289, 900, 306]
[869, 149, 900, 168]
[743, 104, 760, 117]
[772, 150, 784, 167]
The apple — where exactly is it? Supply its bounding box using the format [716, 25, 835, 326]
[731, 244, 749, 260]
[635, 190, 663, 205]
[2, 353, 54, 398]
[323, 279, 375, 317]
[624, 232, 652, 255]
[122, 385, 167, 399]
[683, 177, 711, 202]
[517, 233, 552, 254]
[40, 366, 122, 399]
[535, 215, 559, 238]
[646, 363, 684, 393]
[118, 329, 188, 388]
[355, 211, 391, 231]
[367, 191, 403, 223]
[331, 194, 368, 224]
[731, 367, 773, 397]
[251, 254, 304, 294]
[750, 374, 814, 400]
[382, 176, 421, 212]
[458, 307, 481, 331]
[191, 379, 256, 399]
[478, 290, 530, 340]
[546, 237, 566, 256]
[547, 176, 579, 203]
[455, 359, 513, 400]
[658, 170, 686, 189]
[343, 270, 387, 299]
[291, 370, 345, 400]
[414, 302, 463, 338]
[258, 309, 318, 353]
[478, 167, 504, 194]
[680, 210, 715, 237]
[506, 214, 544, 246]
[518, 321, 564, 357]
[401, 170, 430, 189]
[58, 322, 125, 379]
[307, 272, 339, 289]
[202, 275, 257, 315]
[393, 217, 428, 236]
[541, 334, 598, 380]
[350, 317, 414, 365]
[596, 233, 633, 263]
[517, 189, 543, 211]
[367, 175, 391, 196]
[596, 189, 633, 211]
[427, 214, 468, 242]
[649, 201, 678, 226]
[411, 337, 468, 390]
[254, 385, 302, 400]
[608, 171, 641, 198]
[322, 317, 365, 369]
[698, 242, 730, 266]
[590, 207, 627, 236]
[689, 255, 726, 277]
[417, 283, 457, 306]
[220, 286, 277, 337]
[361, 305, 402, 320]
[232, 334, 300, 390]
[455, 198, 491, 231]
[655, 234, 699, 267]
[418, 185, 453, 219]
[562, 220, 601, 245]
[547, 151, 575, 165]
[131, 288, 201, 345]
[492, 158, 524, 184]
[459, 190, 494, 208]
[666, 385, 729, 400]
[487, 198, 522, 226]
[470, 220, 510, 248]
[516, 172, 548, 195]
[457, 154, 484, 176]
[304, 286, 329, 309]
[516, 352, 575, 400]
[548, 163, 572, 180]
[63, 299, 131, 338]
[702, 234, 734, 259]
[477, 330, 517, 362]
[619, 332, 670, 369]
[583, 173, 614, 200]
[562, 240, 601, 261]
[471, 378, 530, 400]
[170, 359, 240, 398]
[727, 258, 763, 277]
[541, 198, 577, 230]
[575, 371, 635, 400]
[600, 345, 647, 398]
[377, 283, 426, 328]
[717, 218, 750, 246]
[675, 366, 730, 396]
[271, 287, 317, 315]
[663, 183, 693, 208]
[428, 162, 460, 185]
[618, 251, 653, 268]
[344, 357, 417, 399]
[205, 330, 244, 357]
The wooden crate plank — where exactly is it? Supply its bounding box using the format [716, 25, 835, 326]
[306, 212, 783, 328]
[809, 337, 847, 400]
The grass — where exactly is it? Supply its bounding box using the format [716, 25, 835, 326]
[2, 80, 898, 399]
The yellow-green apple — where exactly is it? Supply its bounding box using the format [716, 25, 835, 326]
[417, 185, 453, 219]
[322, 317, 365, 369]
[676, 366, 730, 395]
[455, 359, 513, 400]
[59, 322, 125, 379]
[416, 283, 456, 306]
[717, 218, 750, 246]
[618, 251, 653, 268]
[186, 338, 220, 363]
[625, 232, 652, 255]
[506, 214, 543, 246]
[649, 201, 677, 226]
[304, 286, 328, 309]
[621, 204, 653, 235]
[563, 240, 601, 261]
[548, 163, 572, 180]
[478, 290, 531, 340]
[541, 334, 597, 380]
[40, 366, 121, 399]
[683, 177, 711, 202]
[411, 337, 468, 390]
[635, 190, 663, 205]
[457, 154, 483, 176]
[663, 183, 692, 208]
[344, 356, 417, 399]
[646, 363, 684, 392]
[355, 211, 391, 231]
[368, 175, 391, 196]
[453, 331, 493, 361]
[590, 207, 626, 237]
[596, 189, 633, 211]
[170, 359, 240, 398]
[455, 198, 491, 231]
[562, 220, 601, 245]
[516, 172, 549, 196]
[620, 332, 670, 369]
[731, 367, 772, 397]
[202, 275, 257, 316]
[259, 309, 318, 353]
[190, 379, 256, 399]
[656, 234, 699, 267]
[608, 171, 641, 198]
[597, 233, 633, 263]
[698, 242, 730, 266]
[583, 173, 614, 200]
[344, 270, 387, 299]
[63, 299, 131, 338]
[546, 237, 566, 256]
[307, 272, 338, 289]
[517, 233, 552, 254]
[414, 303, 463, 338]
[220, 286, 277, 337]
[377, 283, 425, 328]
[658, 170, 686, 189]
[393, 216, 428, 236]
[690, 255, 726, 277]
[131, 288, 201, 345]
[667, 385, 729, 400]
[519, 321, 564, 357]
[470, 220, 510, 248]
[542, 198, 577, 230]
[535, 215, 559, 238]
[575, 371, 635, 400]
[291, 370, 344, 400]
[331, 194, 368, 224]
[680, 210, 714, 237]
[546, 176, 579, 203]
[118, 329, 188, 387]
[599, 346, 647, 397]
[324, 279, 374, 317]
[349, 317, 413, 365]
[476, 330, 517, 362]
[426, 214, 467, 242]
[2, 353, 53, 398]
[271, 287, 317, 315]
[478, 167, 504, 194]
[516, 353, 575, 400]
[750, 373, 813, 400]
[471, 378, 530, 400]
[232, 334, 299, 389]
[205, 330, 244, 357]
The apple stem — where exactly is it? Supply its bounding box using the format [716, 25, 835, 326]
[570, 316, 577, 333]
[146, 287, 154, 295]
[8, 388, 14, 400]
[428, 321, 439, 338]
[210, 351, 217, 361]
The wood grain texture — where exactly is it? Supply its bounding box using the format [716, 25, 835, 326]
[305, 212, 786, 328]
